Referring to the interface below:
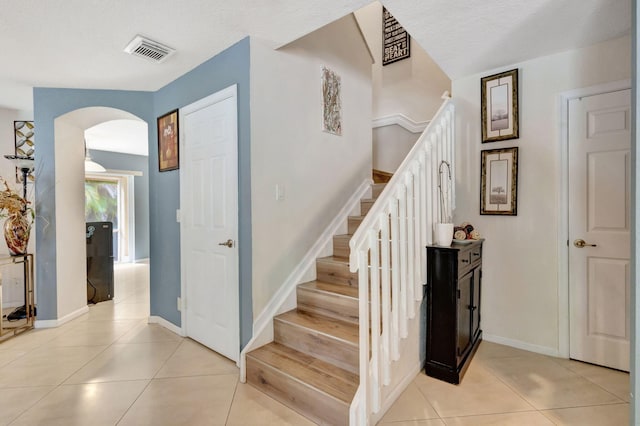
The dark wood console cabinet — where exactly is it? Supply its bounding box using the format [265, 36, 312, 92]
[425, 240, 483, 384]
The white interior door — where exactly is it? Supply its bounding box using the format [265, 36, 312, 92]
[181, 85, 239, 362]
[568, 89, 631, 371]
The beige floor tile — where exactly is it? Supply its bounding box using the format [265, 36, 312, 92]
[64, 341, 180, 384]
[10, 380, 148, 426]
[116, 322, 183, 344]
[45, 320, 142, 347]
[442, 411, 554, 425]
[0, 347, 27, 368]
[541, 403, 629, 425]
[377, 420, 445, 426]
[500, 373, 623, 409]
[155, 338, 238, 378]
[84, 300, 149, 321]
[483, 355, 577, 383]
[381, 382, 440, 422]
[226, 382, 317, 426]
[0, 386, 54, 426]
[552, 359, 630, 402]
[118, 374, 238, 426]
[415, 373, 534, 418]
[0, 345, 107, 388]
[0, 327, 64, 351]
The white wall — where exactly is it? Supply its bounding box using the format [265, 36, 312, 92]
[452, 35, 631, 354]
[250, 15, 373, 318]
[53, 117, 87, 320]
[0, 108, 34, 307]
[372, 125, 419, 172]
[355, 1, 450, 175]
[354, 1, 450, 122]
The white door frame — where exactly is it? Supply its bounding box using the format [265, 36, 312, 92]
[557, 79, 631, 358]
[179, 84, 239, 358]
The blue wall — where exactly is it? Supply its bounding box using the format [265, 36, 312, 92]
[33, 89, 153, 320]
[151, 37, 253, 349]
[33, 37, 253, 351]
[90, 150, 150, 260]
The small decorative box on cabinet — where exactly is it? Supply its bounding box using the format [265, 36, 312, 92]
[425, 240, 483, 384]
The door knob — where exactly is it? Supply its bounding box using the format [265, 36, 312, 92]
[574, 239, 597, 248]
[218, 239, 234, 248]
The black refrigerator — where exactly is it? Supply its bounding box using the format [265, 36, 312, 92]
[86, 222, 114, 304]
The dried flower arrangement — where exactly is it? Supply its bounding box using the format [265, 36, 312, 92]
[0, 178, 32, 217]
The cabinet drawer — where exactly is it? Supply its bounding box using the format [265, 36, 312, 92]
[458, 251, 471, 272]
[470, 247, 482, 265]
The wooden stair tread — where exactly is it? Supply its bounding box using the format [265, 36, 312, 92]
[298, 280, 358, 298]
[276, 310, 358, 346]
[248, 342, 358, 403]
[318, 255, 350, 265]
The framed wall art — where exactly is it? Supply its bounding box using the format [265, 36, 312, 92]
[14, 121, 35, 183]
[321, 66, 342, 135]
[480, 147, 518, 215]
[481, 68, 519, 142]
[157, 109, 179, 172]
[382, 7, 410, 65]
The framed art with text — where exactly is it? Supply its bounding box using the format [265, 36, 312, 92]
[481, 69, 519, 142]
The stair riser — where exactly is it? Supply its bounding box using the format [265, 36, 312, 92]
[347, 216, 363, 234]
[371, 184, 386, 199]
[274, 319, 359, 375]
[333, 236, 350, 258]
[297, 287, 358, 325]
[361, 200, 374, 215]
[246, 357, 349, 426]
[316, 260, 358, 287]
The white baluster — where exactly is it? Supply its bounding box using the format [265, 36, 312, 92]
[398, 184, 408, 338]
[357, 248, 370, 424]
[405, 172, 415, 319]
[369, 229, 381, 413]
[380, 212, 391, 386]
[418, 151, 428, 285]
[389, 198, 400, 360]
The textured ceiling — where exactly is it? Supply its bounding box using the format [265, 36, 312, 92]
[0, 0, 631, 112]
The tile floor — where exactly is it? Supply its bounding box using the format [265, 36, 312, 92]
[0, 263, 630, 425]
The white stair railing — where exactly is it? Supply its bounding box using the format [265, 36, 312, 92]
[348, 94, 454, 425]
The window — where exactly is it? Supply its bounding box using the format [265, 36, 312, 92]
[85, 173, 134, 262]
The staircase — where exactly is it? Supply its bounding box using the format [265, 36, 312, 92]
[245, 182, 386, 425]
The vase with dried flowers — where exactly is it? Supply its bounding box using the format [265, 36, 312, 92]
[435, 160, 454, 246]
[0, 178, 33, 255]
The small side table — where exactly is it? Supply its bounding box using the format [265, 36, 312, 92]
[0, 253, 35, 342]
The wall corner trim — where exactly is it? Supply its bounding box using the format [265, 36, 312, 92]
[148, 315, 185, 336]
[34, 305, 89, 328]
[238, 178, 373, 382]
[372, 113, 430, 133]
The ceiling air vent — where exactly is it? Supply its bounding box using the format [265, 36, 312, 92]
[124, 35, 175, 63]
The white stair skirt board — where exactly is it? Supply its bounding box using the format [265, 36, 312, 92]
[482, 333, 560, 358]
[34, 305, 89, 328]
[370, 360, 422, 425]
[372, 113, 431, 134]
[148, 315, 186, 337]
[239, 178, 373, 382]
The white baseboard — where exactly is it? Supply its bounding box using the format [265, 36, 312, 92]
[135, 258, 150, 264]
[35, 305, 90, 328]
[148, 315, 185, 336]
[483, 333, 561, 358]
[239, 178, 373, 382]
